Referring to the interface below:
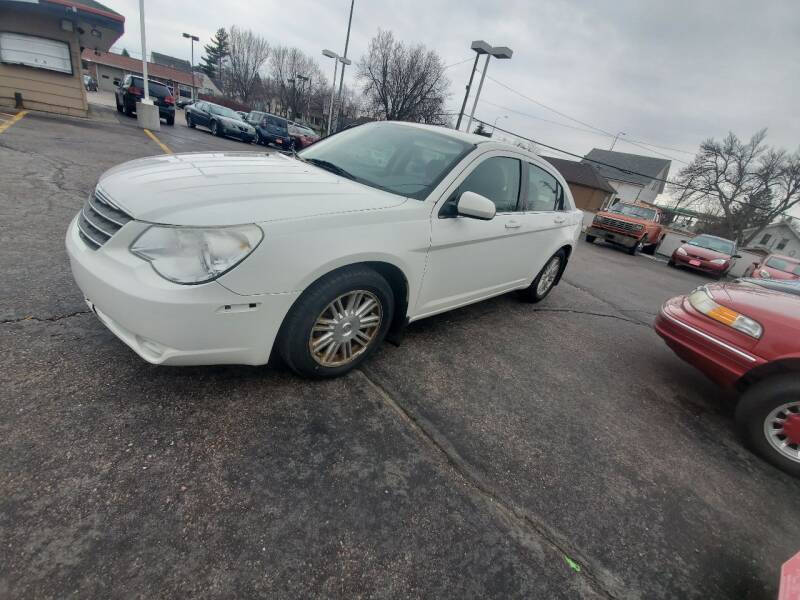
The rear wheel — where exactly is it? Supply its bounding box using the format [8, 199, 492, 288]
[736, 375, 800, 477]
[166, 114, 174, 126]
[277, 267, 394, 378]
[668, 258, 676, 267]
[115, 96, 123, 113]
[642, 241, 658, 255]
[211, 120, 220, 136]
[124, 99, 134, 117]
[186, 113, 195, 128]
[585, 234, 596, 244]
[519, 250, 565, 303]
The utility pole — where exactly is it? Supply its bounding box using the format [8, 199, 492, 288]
[139, 0, 149, 102]
[455, 53, 480, 131]
[333, 0, 354, 133]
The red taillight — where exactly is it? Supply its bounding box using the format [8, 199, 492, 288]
[128, 85, 142, 96]
[165, 95, 175, 105]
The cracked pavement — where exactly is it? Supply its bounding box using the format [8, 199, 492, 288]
[1, 107, 799, 599]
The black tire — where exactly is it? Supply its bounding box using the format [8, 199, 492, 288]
[211, 120, 220, 136]
[166, 114, 174, 126]
[668, 258, 676, 267]
[519, 249, 566, 303]
[277, 267, 394, 379]
[115, 96, 123, 113]
[735, 375, 800, 477]
[585, 234, 596, 244]
[186, 113, 195, 128]
[255, 131, 263, 145]
[628, 237, 644, 256]
[124, 99, 134, 117]
[642, 242, 657, 256]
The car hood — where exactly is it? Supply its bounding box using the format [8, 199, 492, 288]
[596, 211, 651, 226]
[680, 243, 731, 261]
[708, 281, 800, 325]
[97, 152, 406, 226]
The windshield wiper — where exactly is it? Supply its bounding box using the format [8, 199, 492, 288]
[304, 158, 356, 181]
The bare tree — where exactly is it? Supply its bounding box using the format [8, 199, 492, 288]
[224, 26, 270, 104]
[269, 45, 326, 120]
[356, 30, 450, 125]
[669, 130, 800, 244]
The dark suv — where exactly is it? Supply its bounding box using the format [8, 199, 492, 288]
[115, 75, 175, 125]
[246, 111, 293, 150]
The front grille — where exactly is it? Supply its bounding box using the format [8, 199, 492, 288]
[595, 216, 643, 233]
[77, 188, 133, 250]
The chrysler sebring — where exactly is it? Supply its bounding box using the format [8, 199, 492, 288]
[67, 122, 582, 378]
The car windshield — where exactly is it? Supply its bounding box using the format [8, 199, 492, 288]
[211, 105, 240, 119]
[746, 278, 800, 297]
[688, 235, 735, 255]
[766, 256, 800, 275]
[609, 203, 656, 220]
[298, 123, 475, 199]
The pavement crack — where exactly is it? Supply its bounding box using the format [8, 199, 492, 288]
[530, 307, 647, 327]
[1, 310, 90, 324]
[357, 367, 625, 599]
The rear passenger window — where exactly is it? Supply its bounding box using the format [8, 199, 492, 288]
[527, 164, 562, 211]
[458, 157, 521, 213]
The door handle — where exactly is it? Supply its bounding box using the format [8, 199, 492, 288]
[505, 220, 522, 229]
[553, 215, 566, 224]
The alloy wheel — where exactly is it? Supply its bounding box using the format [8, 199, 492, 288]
[536, 256, 561, 297]
[764, 401, 800, 463]
[308, 290, 382, 367]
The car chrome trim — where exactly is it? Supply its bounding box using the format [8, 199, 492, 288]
[660, 310, 758, 362]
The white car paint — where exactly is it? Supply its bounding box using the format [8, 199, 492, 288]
[66, 122, 582, 367]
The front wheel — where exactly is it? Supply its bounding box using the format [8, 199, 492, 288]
[211, 120, 220, 136]
[736, 375, 800, 477]
[585, 234, 596, 244]
[277, 267, 394, 378]
[166, 114, 174, 126]
[186, 113, 195, 128]
[628, 237, 645, 255]
[519, 250, 565, 303]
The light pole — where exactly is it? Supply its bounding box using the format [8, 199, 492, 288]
[491, 114, 507, 136]
[456, 41, 491, 131]
[182, 32, 199, 101]
[322, 49, 350, 136]
[465, 43, 513, 133]
[609, 131, 626, 151]
[297, 74, 310, 122]
[138, 0, 150, 103]
[333, 0, 354, 133]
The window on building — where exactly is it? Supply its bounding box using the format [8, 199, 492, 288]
[760, 233, 772, 245]
[777, 238, 790, 251]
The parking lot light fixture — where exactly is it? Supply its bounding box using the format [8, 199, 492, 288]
[322, 49, 350, 136]
[465, 43, 513, 133]
[182, 32, 199, 101]
[455, 41, 491, 131]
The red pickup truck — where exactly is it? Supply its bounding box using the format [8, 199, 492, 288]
[585, 202, 665, 255]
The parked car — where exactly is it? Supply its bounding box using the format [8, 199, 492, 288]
[289, 122, 320, 149]
[176, 97, 194, 109]
[115, 75, 175, 125]
[668, 234, 740, 278]
[655, 278, 800, 476]
[743, 253, 800, 280]
[185, 101, 255, 143]
[584, 201, 664, 255]
[83, 74, 97, 92]
[66, 121, 582, 378]
[246, 111, 293, 150]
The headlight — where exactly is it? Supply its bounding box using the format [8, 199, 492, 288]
[130, 225, 263, 284]
[633, 223, 643, 230]
[687, 287, 762, 338]
[676, 247, 687, 255]
[710, 258, 727, 265]
[758, 269, 770, 278]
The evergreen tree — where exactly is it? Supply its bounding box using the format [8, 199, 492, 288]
[200, 28, 230, 79]
[120, 48, 130, 57]
[473, 122, 490, 137]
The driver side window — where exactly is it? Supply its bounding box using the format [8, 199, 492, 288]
[456, 156, 521, 213]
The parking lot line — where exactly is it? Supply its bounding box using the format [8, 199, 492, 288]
[0, 110, 27, 134]
[143, 128, 173, 154]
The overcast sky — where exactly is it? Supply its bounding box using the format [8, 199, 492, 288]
[107, 0, 799, 174]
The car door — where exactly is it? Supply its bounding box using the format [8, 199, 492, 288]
[415, 153, 534, 317]
[195, 103, 210, 127]
[518, 161, 574, 278]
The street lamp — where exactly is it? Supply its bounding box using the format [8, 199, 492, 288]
[491, 114, 507, 136]
[333, 0, 355, 134]
[464, 42, 513, 133]
[322, 49, 351, 136]
[182, 32, 199, 101]
[609, 131, 626, 151]
[297, 74, 310, 121]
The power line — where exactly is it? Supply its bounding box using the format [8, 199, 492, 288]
[444, 57, 475, 70]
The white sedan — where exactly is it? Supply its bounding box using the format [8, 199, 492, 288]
[67, 122, 582, 378]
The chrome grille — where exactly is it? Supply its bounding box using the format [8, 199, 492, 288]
[77, 188, 133, 250]
[595, 216, 642, 233]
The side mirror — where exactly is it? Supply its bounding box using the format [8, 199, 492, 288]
[680, 239, 687, 244]
[732, 254, 742, 259]
[457, 191, 496, 220]
[113, 79, 120, 86]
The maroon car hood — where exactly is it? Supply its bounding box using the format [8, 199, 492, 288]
[681, 244, 730, 260]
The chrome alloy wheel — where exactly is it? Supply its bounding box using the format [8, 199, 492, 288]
[764, 401, 800, 463]
[309, 290, 382, 367]
[536, 256, 562, 297]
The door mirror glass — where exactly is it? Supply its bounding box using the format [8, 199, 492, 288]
[457, 191, 496, 220]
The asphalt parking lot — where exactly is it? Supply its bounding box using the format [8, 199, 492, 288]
[1, 104, 799, 599]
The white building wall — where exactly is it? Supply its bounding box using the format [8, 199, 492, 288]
[607, 180, 646, 203]
[747, 224, 800, 257]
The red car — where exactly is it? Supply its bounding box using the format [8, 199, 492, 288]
[668, 234, 740, 278]
[655, 278, 800, 475]
[288, 123, 320, 149]
[743, 253, 800, 281]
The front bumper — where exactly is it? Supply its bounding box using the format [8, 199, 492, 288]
[671, 252, 728, 274]
[654, 296, 764, 388]
[66, 216, 299, 366]
[586, 226, 641, 247]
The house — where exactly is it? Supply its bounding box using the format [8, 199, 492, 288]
[743, 221, 800, 258]
[194, 71, 221, 96]
[0, 0, 124, 117]
[541, 156, 616, 212]
[82, 49, 197, 100]
[151, 51, 190, 73]
[582, 149, 671, 205]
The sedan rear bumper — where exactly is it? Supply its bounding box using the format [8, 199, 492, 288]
[66, 215, 299, 366]
[654, 296, 764, 388]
